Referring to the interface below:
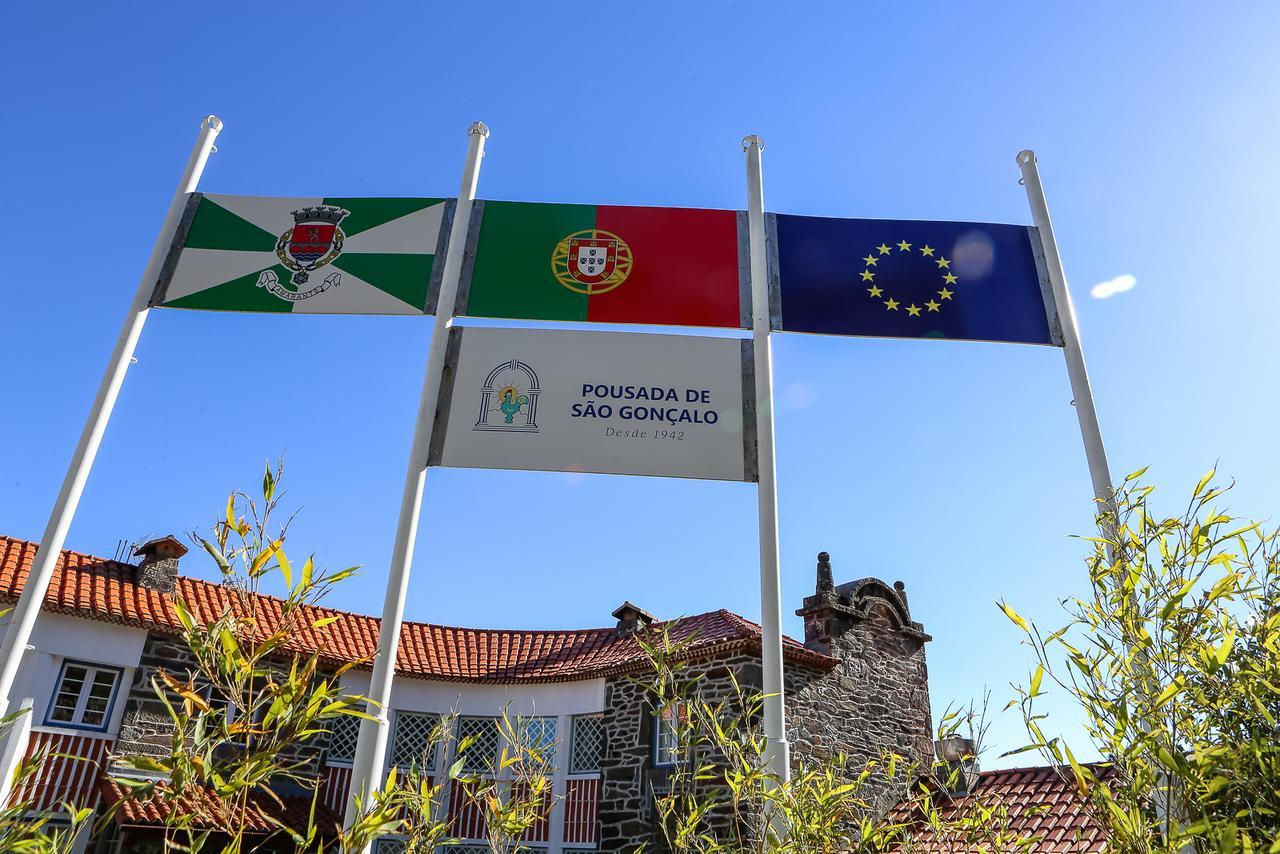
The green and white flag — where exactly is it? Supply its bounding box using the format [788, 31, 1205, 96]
[153, 194, 448, 314]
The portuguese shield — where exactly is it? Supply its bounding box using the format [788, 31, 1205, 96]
[568, 236, 617, 285]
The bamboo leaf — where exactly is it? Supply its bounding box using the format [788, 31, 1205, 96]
[1216, 628, 1237, 666]
[1193, 467, 1216, 498]
[278, 548, 293, 591]
[998, 601, 1030, 633]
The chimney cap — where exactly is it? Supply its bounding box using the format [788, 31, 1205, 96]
[935, 736, 976, 763]
[610, 600, 657, 624]
[133, 535, 189, 560]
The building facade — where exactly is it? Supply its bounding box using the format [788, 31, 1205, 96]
[0, 534, 934, 853]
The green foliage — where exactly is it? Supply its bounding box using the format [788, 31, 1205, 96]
[18, 464, 1271, 852]
[104, 462, 557, 853]
[1002, 470, 1280, 853]
[635, 630, 1035, 853]
[109, 460, 373, 852]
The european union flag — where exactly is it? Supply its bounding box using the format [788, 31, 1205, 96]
[775, 214, 1062, 346]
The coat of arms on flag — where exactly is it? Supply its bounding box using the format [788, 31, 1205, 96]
[552, 229, 632, 295]
[153, 194, 448, 315]
[254, 205, 351, 302]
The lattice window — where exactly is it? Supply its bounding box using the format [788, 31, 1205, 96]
[391, 711, 440, 771]
[519, 716, 557, 757]
[325, 713, 360, 765]
[371, 838, 405, 854]
[569, 714, 604, 774]
[455, 716, 501, 775]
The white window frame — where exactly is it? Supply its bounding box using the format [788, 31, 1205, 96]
[454, 715, 503, 776]
[325, 711, 361, 766]
[389, 710, 441, 772]
[44, 660, 123, 732]
[652, 701, 684, 768]
[568, 713, 604, 775]
[517, 715, 558, 765]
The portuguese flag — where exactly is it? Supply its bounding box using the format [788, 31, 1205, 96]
[462, 201, 744, 329]
[154, 194, 446, 314]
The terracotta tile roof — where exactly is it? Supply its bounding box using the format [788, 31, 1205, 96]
[100, 778, 340, 836]
[891, 764, 1112, 852]
[0, 534, 834, 683]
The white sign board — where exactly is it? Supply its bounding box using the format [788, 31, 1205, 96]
[434, 327, 751, 482]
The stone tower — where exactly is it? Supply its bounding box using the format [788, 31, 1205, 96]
[790, 551, 934, 812]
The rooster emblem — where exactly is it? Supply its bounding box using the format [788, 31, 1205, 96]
[474, 359, 540, 433]
[497, 385, 529, 424]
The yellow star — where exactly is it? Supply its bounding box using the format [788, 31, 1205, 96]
[897, 240, 911, 251]
[863, 254, 878, 266]
[906, 304, 922, 317]
[920, 245, 935, 257]
[877, 243, 892, 255]
[884, 298, 900, 310]
[943, 272, 958, 285]
[860, 270, 876, 282]
[925, 299, 941, 312]
[936, 256, 951, 269]
[867, 285, 883, 297]
[938, 287, 953, 300]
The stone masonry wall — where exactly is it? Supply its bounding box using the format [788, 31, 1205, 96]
[113, 632, 200, 762]
[597, 574, 932, 852]
[112, 631, 332, 785]
[788, 585, 933, 816]
[598, 651, 802, 853]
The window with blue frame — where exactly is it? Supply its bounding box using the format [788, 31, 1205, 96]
[45, 661, 122, 731]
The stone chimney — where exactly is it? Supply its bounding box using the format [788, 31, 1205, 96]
[132, 536, 188, 594]
[795, 551, 929, 653]
[935, 736, 980, 796]
[611, 601, 656, 637]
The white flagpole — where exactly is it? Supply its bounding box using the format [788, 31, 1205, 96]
[743, 135, 790, 785]
[0, 116, 223, 718]
[1016, 150, 1115, 507]
[1020, 151, 1193, 846]
[344, 121, 489, 833]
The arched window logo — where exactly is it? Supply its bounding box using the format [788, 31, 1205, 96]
[473, 359, 541, 433]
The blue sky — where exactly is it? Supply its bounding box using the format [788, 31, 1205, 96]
[3, 2, 1277, 765]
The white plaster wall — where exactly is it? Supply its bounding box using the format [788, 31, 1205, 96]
[340, 672, 606, 718]
[0, 612, 147, 737]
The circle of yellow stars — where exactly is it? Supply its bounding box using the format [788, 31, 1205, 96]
[860, 240, 959, 317]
